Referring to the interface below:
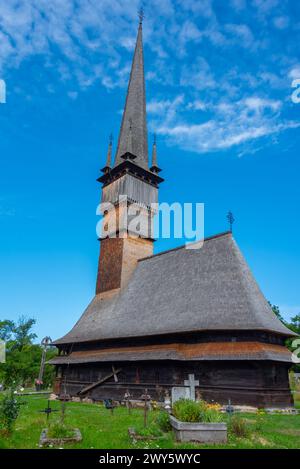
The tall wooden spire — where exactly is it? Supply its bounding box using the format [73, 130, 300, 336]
[96, 16, 163, 296]
[114, 19, 148, 168]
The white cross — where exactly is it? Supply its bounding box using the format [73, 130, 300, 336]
[184, 374, 199, 401]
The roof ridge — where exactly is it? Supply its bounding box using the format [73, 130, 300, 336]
[138, 231, 232, 262]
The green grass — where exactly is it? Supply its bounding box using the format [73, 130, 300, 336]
[0, 396, 299, 449]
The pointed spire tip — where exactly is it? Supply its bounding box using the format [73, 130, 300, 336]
[138, 6, 144, 24]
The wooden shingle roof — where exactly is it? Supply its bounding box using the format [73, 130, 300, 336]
[50, 342, 292, 365]
[54, 232, 295, 345]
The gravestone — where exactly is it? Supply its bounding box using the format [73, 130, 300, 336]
[171, 386, 190, 403]
[184, 374, 199, 401]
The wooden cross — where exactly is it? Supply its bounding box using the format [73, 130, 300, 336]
[37, 336, 52, 390]
[184, 374, 199, 401]
[124, 389, 132, 415]
[140, 389, 151, 427]
[112, 365, 119, 383]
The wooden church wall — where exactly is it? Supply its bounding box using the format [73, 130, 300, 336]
[59, 360, 293, 407]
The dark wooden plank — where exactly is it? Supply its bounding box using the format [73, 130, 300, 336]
[78, 368, 122, 395]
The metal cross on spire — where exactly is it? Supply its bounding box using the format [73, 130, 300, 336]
[138, 5, 145, 24]
[227, 211, 235, 233]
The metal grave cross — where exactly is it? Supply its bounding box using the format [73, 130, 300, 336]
[39, 399, 58, 422]
[184, 374, 199, 401]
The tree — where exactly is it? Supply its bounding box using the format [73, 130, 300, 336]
[12, 316, 37, 350]
[0, 316, 56, 388]
[289, 314, 300, 335]
[270, 304, 300, 372]
[270, 304, 285, 323]
[0, 320, 15, 342]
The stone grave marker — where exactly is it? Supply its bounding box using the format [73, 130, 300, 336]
[171, 386, 190, 404]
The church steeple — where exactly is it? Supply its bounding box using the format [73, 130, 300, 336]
[114, 18, 148, 168]
[96, 16, 163, 296]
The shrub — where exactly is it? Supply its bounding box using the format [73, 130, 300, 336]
[173, 398, 202, 422]
[138, 423, 162, 438]
[202, 408, 223, 423]
[229, 416, 249, 438]
[156, 411, 171, 432]
[172, 398, 222, 423]
[254, 414, 264, 432]
[48, 423, 74, 439]
[0, 389, 23, 434]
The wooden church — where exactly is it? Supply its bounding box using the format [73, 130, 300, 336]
[50, 18, 296, 407]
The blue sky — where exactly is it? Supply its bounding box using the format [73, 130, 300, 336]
[0, 0, 300, 342]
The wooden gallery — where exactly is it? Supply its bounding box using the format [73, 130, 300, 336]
[50, 19, 296, 407]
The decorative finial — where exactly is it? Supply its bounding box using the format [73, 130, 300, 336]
[150, 133, 162, 173]
[227, 211, 235, 233]
[103, 134, 113, 170]
[138, 5, 144, 24]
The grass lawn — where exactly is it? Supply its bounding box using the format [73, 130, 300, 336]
[0, 395, 299, 449]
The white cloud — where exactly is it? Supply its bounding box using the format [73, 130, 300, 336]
[180, 57, 216, 90]
[67, 91, 78, 100]
[243, 97, 281, 112]
[187, 100, 207, 111]
[225, 23, 255, 48]
[273, 16, 290, 30]
[252, 0, 279, 16]
[289, 67, 300, 80]
[230, 0, 246, 10]
[153, 93, 299, 153]
[148, 95, 185, 125]
[0, 0, 298, 158]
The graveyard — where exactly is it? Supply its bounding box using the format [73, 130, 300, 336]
[0, 393, 299, 449]
[1, 3, 300, 461]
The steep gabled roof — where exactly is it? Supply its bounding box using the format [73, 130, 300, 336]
[54, 232, 295, 345]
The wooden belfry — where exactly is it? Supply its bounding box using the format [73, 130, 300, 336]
[50, 14, 296, 408]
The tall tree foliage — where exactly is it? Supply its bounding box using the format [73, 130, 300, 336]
[271, 304, 300, 371]
[0, 317, 56, 388]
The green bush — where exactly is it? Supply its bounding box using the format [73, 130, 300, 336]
[138, 422, 162, 438]
[172, 398, 223, 423]
[229, 416, 249, 438]
[156, 411, 171, 432]
[0, 389, 23, 434]
[48, 423, 75, 439]
[202, 408, 223, 423]
[173, 398, 202, 422]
